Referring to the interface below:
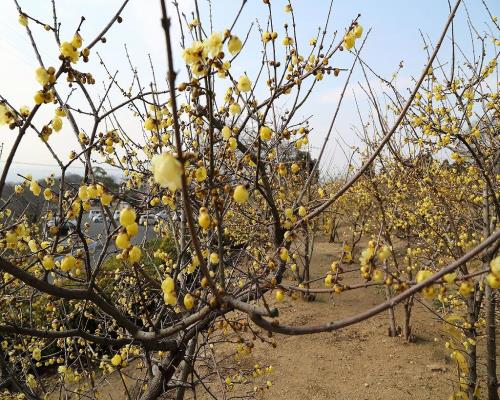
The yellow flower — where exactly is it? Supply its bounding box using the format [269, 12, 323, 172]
[275, 289, 284, 301]
[126, 222, 139, 236]
[30, 180, 41, 196]
[228, 137, 237, 150]
[343, 33, 355, 50]
[0, 103, 15, 126]
[120, 208, 136, 226]
[144, 117, 157, 131]
[28, 239, 38, 252]
[32, 347, 42, 361]
[458, 281, 473, 297]
[5, 231, 17, 246]
[443, 272, 457, 284]
[279, 247, 289, 261]
[490, 256, 500, 275]
[52, 117, 63, 132]
[377, 245, 391, 262]
[60, 41, 79, 63]
[151, 153, 183, 191]
[209, 252, 219, 264]
[34, 91, 44, 105]
[222, 126, 232, 140]
[61, 255, 76, 272]
[182, 41, 207, 65]
[128, 246, 142, 264]
[416, 269, 432, 283]
[115, 233, 130, 250]
[19, 14, 28, 26]
[260, 126, 272, 141]
[229, 103, 241, 115]
[35, 67, 50, 86]
[198, 207, 211, 229]
[233, 185, 249, 204]
[71, 33, 82, 49]
[164, 291, 177, 305]
[161, 275, 177, 306]
[486, 273, 500, 289]
[55, 107, 66, 117]
[205, 32, 223, 57]
[278, 163, 287, 176]
[195, 166, 207, 182]
[111, 354, 122, 367]
[373, 269, 384, 282]
[78, 185, 89, 200]
[237, 75, 252, 92]
[162, 276, 175, 294]
[354, 25, 363, 38]
[227, 35, 242, 55]
[100, 192, 113, 206]
[26, 374, 36, 389]
[359, 246, 375, 265]
[42, 255, 55, 270]
[19, 105, 30, 117]
[184, 293, 195, 310]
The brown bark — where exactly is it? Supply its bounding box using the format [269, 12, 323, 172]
[485, 283, 499, 400]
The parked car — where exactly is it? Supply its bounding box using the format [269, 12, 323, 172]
[156, 210, 180, 222]
[92, 214, 104, 223]
[88, 209, 101, 220]
[139, 213, 157, 225]
[156, 210, 169, 221]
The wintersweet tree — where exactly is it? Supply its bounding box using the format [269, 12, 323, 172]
[0, 0, 498, 399]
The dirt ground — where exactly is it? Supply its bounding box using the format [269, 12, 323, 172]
[52, 237, 458, 400]
[247, 255, 454, 399]
[184, 238, 457, 400]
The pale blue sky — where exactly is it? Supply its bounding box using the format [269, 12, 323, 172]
[0, 0, 498, 181]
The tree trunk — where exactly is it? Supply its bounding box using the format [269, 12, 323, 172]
[175, 337, 197, 400]
[485, 284, 499, 400]
[301, 222, 315, 302]
[466, 292, 481, 400]
[140, 347, 185, 400]
[328, 217, 339, 243]
[385, 286, 397, 337]
[482, 187, 498, 400]
[403, 297, 414, 342]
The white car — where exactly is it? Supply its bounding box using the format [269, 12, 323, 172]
[92, 214, 104, 223]
[139, 213, 157, 225]
[156, 210, 169, 220]
[88, 210, 101, 220]
[156, 210, 180, 222]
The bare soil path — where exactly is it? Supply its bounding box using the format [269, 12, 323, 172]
[55, 237, 456, 400]
[190, 238, 455, 400]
